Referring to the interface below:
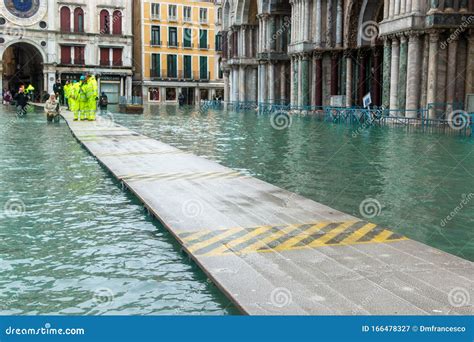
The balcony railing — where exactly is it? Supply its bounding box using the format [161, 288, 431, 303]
[151, 14, 160, 20]
[167, 41, 179, 48]
[199, 18, 208, 24]
[198, 44, 210, 50]
[150, 40, 162, 46]
[73, 59, 85, 65]
[182, 42, 194, 49]
[168, 15, 177, 22]
[149, 69, 210, 81]
[183, 16, 192, 23]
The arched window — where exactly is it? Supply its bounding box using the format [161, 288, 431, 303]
[60, 7, 70, 32]
[112, 10, 122, 35]
[74, 8, 84, 33]
[100, 10, 110, 34]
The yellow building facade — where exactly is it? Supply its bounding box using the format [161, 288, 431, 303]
[133, 0, 223, 104]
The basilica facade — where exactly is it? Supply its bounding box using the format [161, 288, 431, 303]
[220, 0, 474, 117]
[0, 0, 133, 103]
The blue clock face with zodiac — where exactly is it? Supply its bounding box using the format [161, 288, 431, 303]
[4, 0, 41, 18]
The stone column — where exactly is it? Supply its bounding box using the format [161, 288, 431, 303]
[239, 66, 246, 102]
[242, 26, 247, 57]
[336, 0, 343, 47]
[280, 63, 287, 104]
[303, 0, 310, 42]
[293, 57, 299, 106]
[269, 17, 276, 51]
[345, 51, 353, 107]
[382, 39, 392, 108]
[301, 55, 310, 107]
[405, 34, 422, 116]
[358, 51, 367, 106]
[445, 37, 458, 113]
[465, 35, 474, 95]
[394, 0, 400, 15]
[426, 32, 439, 119]
[290, 58, 295, 104]
[411, 0, 420, 13]
[331, 52, 339, 95]
[389, 0, 395, 17]
[400, 0, 406, 15]
[428, 0, 439, 13]
[261, 63, 267, 103]
[373, 49, 382, 106]
[384, 0, 389, 19]
[298, 56, 303, 106]
[269, 63, 275, 104]
[224, 71, 230, 104]
[232, 68, 239, 102]
[126, 76, 132, 98]
[326, 0, 333, 47]
[315, 0, 322, 47]
[389, 38, 400, 110]
[397, 35, 408, 112]
[406, 0, 412, 13]
[249, 67, 258, 102]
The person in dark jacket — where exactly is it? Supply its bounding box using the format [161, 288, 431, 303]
[53, 79, 64, 105]
[14, 86, 29, 115]
[99, 92, 108, 114]
[178, 92, 185, 107]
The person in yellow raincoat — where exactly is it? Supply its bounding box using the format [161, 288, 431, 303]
[63, 81, 71, 110]
[78, 76, 89, 120]
[86, 75, 98, 121]
[69, 81, 80, 120]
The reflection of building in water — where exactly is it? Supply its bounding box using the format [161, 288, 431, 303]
[220, 0, 474, 116]
[0, 0, 133, 103]
[132, 0, 224, 105]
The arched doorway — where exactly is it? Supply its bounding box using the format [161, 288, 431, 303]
[2, 42, 44, 100]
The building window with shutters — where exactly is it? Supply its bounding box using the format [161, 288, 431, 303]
[60, 7, 71, 32]
[183, 55, 192, 79]
[183, 6, 191, 22]
[151, 54, 160, 77]
[100, 47, 110, 66]
[199, 29, 207, 49]
[74, 8, 84, 33]
[60, 46, 71, 64]
[112, 10, 122, 35]
[100, 10, 110, 34]
[199, 56, 208, 80]
[151, 3, 160, 20]
[168, 4, 177, 21]
[167, 55, 177, 78]
[183, 28, 192, 48]
[151, 26, 161, 46]
[168, 27, 178, 47]
[74, 46, 85, 65]
[199, 8, 208, 24]
[112, 48, 122, 66]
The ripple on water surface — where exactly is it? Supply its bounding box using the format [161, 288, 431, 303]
[0, 108, 236, 315]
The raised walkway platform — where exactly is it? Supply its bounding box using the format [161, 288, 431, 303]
[61, 110, 473, 315]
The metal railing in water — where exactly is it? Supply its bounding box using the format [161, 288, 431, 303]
[226, 101, 473, 136]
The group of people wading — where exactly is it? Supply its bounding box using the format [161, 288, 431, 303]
[63, 74, 100, 121]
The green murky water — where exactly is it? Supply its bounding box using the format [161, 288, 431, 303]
[0, 106, 236, 315]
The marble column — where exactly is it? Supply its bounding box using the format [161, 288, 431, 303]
[384, 0, 389, 19]
[326, 0, 333, 47]
[239, 66, 246, 102]
[394, 0, 400, 15]
[298, 56, 303, 107]
[426, 32, 439, 119]
[357, 51, 367, 106]
[345, 52, 353, 107]
[331, 52, 339, 95]
[303, 0, 310, 42]
[293, 57, 299, 106]
[269, 17, 276, 51]
[373, 50, 382, 106]
[261, 63, 267, 102]
[336, 0, 343, 47]
[406, 0, 412, 13]
[411, 0, 421, 13]
[428, 0, 439, 13]
[301, 55, 310, 106]
[280, 63, 287, 104]
[400, 0, 406, 15]
[290, 58, 295, 105]
[465, 35, 474, 96]
[315, 0, 322, 47]
[445, 37, 458, 113]
[257, 64, 262, 103]
[314, 53, 323, 107]
[223, 71, 230, 103]
[389, 38, 400, 110]
[232, 68, 239, 102]
[382, 39, 392, 108]
[249, 67, 258, 102]
[398, 35, 408, 112]
[269, 63, 275, 104]
[405, 34, 422, 116]
[389, 0, 395, 17]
